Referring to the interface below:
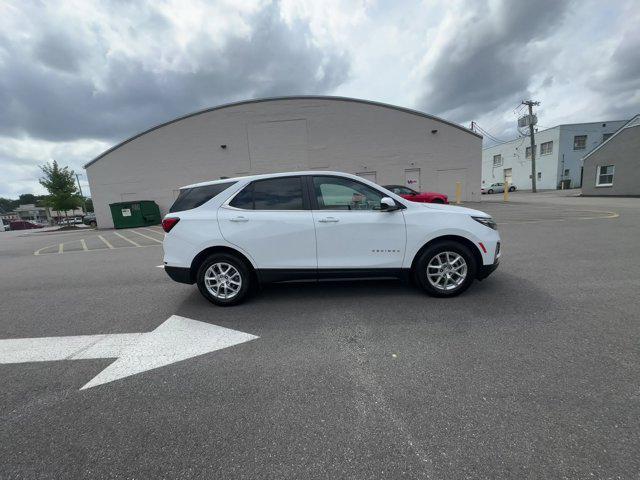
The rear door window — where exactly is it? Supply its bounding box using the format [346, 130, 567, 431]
[170, 181, 236, 213]
[229, 177, 304, 210]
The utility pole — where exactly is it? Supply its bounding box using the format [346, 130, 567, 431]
[522, 100, 540, 192]
[75, 173, 86, 213]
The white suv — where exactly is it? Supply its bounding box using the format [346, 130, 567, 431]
[162, 171, 500, 306]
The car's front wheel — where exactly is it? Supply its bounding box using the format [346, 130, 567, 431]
[414, 241, 477, 297]
[508, 186, 516, 192]
[487, 189, 494, 194]
[196, 253, 251, 306]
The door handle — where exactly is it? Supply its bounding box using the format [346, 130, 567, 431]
[230, 216, 249, 223]
[318, 217, 339, 223]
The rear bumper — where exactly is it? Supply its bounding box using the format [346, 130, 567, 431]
[164, 266, 194, 284]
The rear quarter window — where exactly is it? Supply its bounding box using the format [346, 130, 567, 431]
[169, 181, 236, 213]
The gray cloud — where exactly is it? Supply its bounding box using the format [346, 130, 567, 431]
[417, 0, 571, 123]
[590, 25, 640, 120]
[0, 1, 350, 144]
[32, 30, 88, 73]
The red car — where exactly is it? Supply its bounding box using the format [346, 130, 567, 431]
[9, 220, 44, 230]
[383, 185, 448, 204]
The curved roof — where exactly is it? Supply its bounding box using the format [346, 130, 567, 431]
[84, 95, 482, 168]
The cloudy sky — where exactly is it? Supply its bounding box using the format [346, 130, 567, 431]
[1, 0, 638, 198]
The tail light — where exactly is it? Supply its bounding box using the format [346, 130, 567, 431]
[162, 217, 180, 233]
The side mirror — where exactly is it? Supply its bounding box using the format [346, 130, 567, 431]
[380, 197, 399, 211]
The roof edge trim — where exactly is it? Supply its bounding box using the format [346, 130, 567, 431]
[582, 114, 640, 162]
[84, 95, 482, 169]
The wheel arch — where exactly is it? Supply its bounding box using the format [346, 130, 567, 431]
[410, 235, 484, 273]
[190, 245, 256, 283]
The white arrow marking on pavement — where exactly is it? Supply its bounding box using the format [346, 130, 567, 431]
[0, 315, 258, 390]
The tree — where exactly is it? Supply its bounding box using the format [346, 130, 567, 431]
[39, 161, 82, 225]
[0, 197, 15, 213]
[84, 198, 94, 213]
[18, 193, 37, 205]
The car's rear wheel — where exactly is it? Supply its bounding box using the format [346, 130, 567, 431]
[197, 253, 251, 306]
[414, 241, 477, 297]
[90, 220, 97, 227]
[431, 198, 445, 204]
[508, 186, 515, 192]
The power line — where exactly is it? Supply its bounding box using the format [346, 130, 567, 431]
[472, 123, 515, 145]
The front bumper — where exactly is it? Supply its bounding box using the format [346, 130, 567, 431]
[164, 266, 194, 284]
[477, 241, 500, 280]
[477, 260, 499, 280]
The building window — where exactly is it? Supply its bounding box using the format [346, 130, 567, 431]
[493, 154, 503, 167]
[602, 133, 613, 142]
[574, 135, 587, 150]
[563, 169, 570, 177]
[540, 141, 553, 155]
[596, 165, 614, 187]
[525, 146, 535, 158]
[537, 172, 542, 180]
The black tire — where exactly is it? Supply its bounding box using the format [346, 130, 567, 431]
[487, 189, 494, 194]
[196, 253, 251, 306]
[431, 198, 445, 204]
[508, 186, 516, 192]
[413, 241, 477, 297]
[90, 220, 97, 227]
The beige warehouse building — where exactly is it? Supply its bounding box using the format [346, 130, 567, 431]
[85, 96, 482, 228]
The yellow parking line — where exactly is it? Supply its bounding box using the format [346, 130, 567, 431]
[98, 235, 114, 249]
[34, 244, 57, 256]
[58, 243, 63, 254]
[80, 239, 88, 251]
[113, 231, 141, 247]
[131, 229, 163, 244]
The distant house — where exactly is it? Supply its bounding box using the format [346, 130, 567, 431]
[582, 115, 640, 196]
[482, 120, 627, 190]
[14, 204, 50, 224]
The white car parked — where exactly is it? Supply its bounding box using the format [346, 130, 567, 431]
[162, 171, 501, 306]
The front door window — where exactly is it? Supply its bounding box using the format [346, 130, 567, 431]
[313, 176, 384, 211]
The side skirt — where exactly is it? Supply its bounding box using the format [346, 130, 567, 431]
[257, 268, 410, 284]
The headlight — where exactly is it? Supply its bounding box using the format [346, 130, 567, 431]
[472, 216, 497, 230]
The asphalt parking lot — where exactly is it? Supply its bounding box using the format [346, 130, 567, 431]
[1, 191, 639, 479]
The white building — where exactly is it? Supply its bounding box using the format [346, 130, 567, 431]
[482, 120, 627, 190]
[85, 96, 483, 229]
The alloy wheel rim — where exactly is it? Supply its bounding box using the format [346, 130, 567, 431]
[204, 262, 242, 299]
[426, 251, 467, 291]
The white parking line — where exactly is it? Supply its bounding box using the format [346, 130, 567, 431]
[58, 243, 63, 254]
[131, 229, 163, 244]
[142, 227, 165, 238]
[98, 235, 115, 249]
[113, 231, 141, 247]
[80, 239, 88, 251]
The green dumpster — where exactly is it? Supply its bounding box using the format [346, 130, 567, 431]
[109, 201, 161, 229]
